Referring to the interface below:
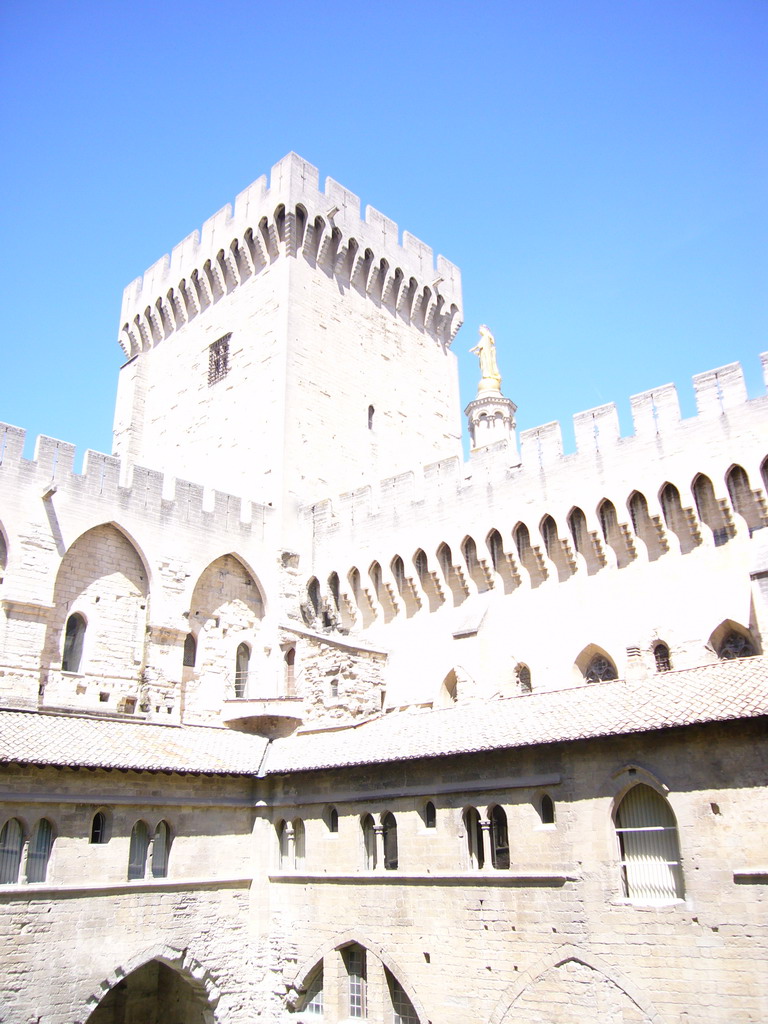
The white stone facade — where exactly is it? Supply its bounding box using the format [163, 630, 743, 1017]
[0, 154, 767, 1023]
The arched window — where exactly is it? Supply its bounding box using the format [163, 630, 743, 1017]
[540, 795, 555, 825]
[307, 577, 321, 617]
[516, 663, 532, 692]
[127, 821, 149, 880]
[328, 571, 341, 609]
[585, 653, 618, 682]
[151, 821, 170, 878]
[463, 807, 484, 869]
[387, 970, 419, 1024]
[726, 465, 764, 533]
[424, 801, 436, 829]
[62, 613, 86, 673]
[90, 811, 108, 844]
[488, 528, 504, 571]
[615, 784, 684, 902]
[568, 507, 588, 553]
[327, 806, 339, 833]
[293, 818, 306, 868]
[25, 819, 53, 883]
[489, 805, 509, 869]
[344, 944, 367, 1018]
[361, 814, 376, 870]
[284, 645, 296, 695]
[0, 818, 23, 884]
[382, 812, 398, 870]
[277, 820, 290, 869]
[234, 643, 250, 697]
[183, 633, 197, 668]
[693, 474, 730, 545]
[718, 631, 756, 660]
[654, 642, 672, 672]
[303, 967, 324, 1016]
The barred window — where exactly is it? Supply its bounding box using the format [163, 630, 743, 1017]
[615, 784, 684, 902]
[388, 970, 419, 1024]
[208, 334, 231, 385]
[345, 946, 367, 1018]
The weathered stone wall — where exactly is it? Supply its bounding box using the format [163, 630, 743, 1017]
[259, 719, 768, 1024]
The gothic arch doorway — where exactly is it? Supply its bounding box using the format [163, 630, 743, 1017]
[85, 958, 216, 1024]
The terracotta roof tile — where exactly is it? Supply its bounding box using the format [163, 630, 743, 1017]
[0, 708, 268, 775]
[263, 656, 768, 774]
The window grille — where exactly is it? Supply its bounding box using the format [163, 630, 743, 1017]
[235, 643, 250, 697]
[304, 969, 324, 1015]
[615, 784, 684, 902]
[151, 821, 170, 878]
[345, 947, 367, 1018]
[208, 334, 231, 385]
[654, 643, 672, 672]
[127, 821, 149, 880]
[0, 818, 23, 883]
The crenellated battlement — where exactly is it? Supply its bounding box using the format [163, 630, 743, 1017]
[301, 356, 768, 538]
[0, 423, 272, 537]
[118, 152, 463, 357]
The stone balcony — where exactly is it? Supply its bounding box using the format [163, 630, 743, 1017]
[221, 695, 304, 737]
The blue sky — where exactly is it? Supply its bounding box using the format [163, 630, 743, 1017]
[1, 0, 766, 466]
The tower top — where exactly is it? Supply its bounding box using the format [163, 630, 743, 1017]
[118, 152, 463, 359]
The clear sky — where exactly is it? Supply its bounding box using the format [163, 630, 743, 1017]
[1, 0, 766, 466]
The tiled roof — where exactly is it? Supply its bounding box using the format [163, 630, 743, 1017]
[0, 708, 268, 775]
[263, 656, 768, 775]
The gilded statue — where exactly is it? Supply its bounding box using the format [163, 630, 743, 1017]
[470, 325, 502, 389]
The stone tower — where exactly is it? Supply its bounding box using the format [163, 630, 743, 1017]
[112, 153, 464, 527]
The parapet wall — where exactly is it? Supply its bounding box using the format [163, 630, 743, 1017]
[0, 423, 270, 538]
[302, 355, 768, 539]
[118, 152, 463, 357]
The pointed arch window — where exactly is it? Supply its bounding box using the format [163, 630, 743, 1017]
[62, 613, 86, 673]
[151, 821, 170, 878]
[382, 812, 398, 870]
[463, 807, 484, 870]
[615, 784, 684, 902]
[26, 818, 53, 883]
[388, 970, 419, 1024]
[361, 814, 376, 870]
[653, 642, 672, 673]
[490, 805, 509, 869]
[90, 811, 108, 844]
[127, 821, 149, 880]
[0, 818, 23, 883]
[183, 633, 197, 668]
[235, 642, 250, 697]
